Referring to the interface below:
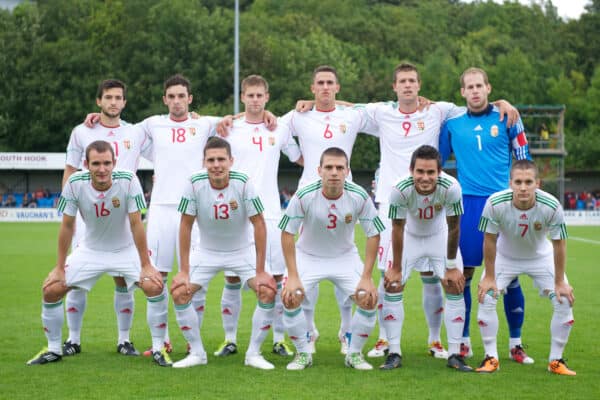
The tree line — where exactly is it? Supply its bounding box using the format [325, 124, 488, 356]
[1, 0, 599, 171]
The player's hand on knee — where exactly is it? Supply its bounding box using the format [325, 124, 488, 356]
[354, 287, 377, 310]
[42, 266, 68, 300]
[442, 268, 465, 294]
[555, 281, 575, 306]
[171, 271, 191, 295]
[477, 276, 498, 304]
[383, 269, 403, 293]
[282, 277, 304, 309]
[254, 271, 277, 303]
[139, 264, 163, 295]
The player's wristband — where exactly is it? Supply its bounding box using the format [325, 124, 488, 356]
[446, 259, 458, 270]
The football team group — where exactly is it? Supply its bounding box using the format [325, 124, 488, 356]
[26, 63, 575, 376]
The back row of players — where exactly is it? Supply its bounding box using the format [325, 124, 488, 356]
[27, 64, 575, 375]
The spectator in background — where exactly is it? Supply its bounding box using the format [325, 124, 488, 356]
[566, 193, 576, 210]
[586, 192, 596, 210]
[34, 187, 45, 200]
[2, 194, 17, 207]
[22, 193, 37, 208]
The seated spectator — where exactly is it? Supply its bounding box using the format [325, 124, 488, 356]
[22, 193, 37, 208]
[34, 187, 44, 200]
[43, 188, 51, 198]
[2, 194, 17, 207]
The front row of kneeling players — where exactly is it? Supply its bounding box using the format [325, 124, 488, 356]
[27, 139, 575, 375]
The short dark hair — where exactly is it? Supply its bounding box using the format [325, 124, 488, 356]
[319, 147, 348, 167]
[85, 140, 115, 162]
[510, 159, 538, 179]
[460, 67, 489, 88]
[204, 137, 231, 158]
[393, 62, 420, 83]
[409, 145, 441, 171]
[96, 79, 126, 99]
[312, 65, 338, 83]
[164, 74, 191, 95]
[241, 74, 269, 93]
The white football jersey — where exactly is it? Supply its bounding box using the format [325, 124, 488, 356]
[57, 169, 146, 252]
[279, 180, 385, 258]
[139, 115, 219, 205]
[479, 188, 568, 260]
[363, 101, 462, 203]
[66, 122, 146, 172]
[280, 106, 375, 187]
[225, 119, 301, 219]
[178, 170, 264, 252]
[388, 171, 463, 236]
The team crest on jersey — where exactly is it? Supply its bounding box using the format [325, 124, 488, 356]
[124, 140, 131, 149]
[339, 123, 347, 134]
[534, 221, 542, 231]
[344, 213, 353, 224]
[112, 197, 120, 208]
[417, 120, 425, 131]
[268, 136, 276, 146]
[189, 128, 196, 136]
[490, 125, 499, 137]
[229, 199, 239, 210]
[434, 203, 443, 211]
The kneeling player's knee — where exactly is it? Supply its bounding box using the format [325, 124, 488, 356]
[225, 275, 241, 284]
[257, 286, 276, 304]
[42, 282, 67, 303]
[443, 282, 461, 296]
[355, 293, 377, 310]
[141, 282, 162, 298]
[384, 281, 404, 294]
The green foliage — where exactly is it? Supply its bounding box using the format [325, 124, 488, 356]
[0, 0, 598, 170]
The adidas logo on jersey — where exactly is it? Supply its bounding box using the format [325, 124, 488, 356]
[217, 193, 224, 200]
[520, 213, 528, 220]
[330, 204, 337, 209]
[474, 125, 483, 131]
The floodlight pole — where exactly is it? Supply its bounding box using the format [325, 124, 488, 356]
[233, 0, 240, 115]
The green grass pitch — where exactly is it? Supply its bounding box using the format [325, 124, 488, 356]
[1, 223, 599, 399]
